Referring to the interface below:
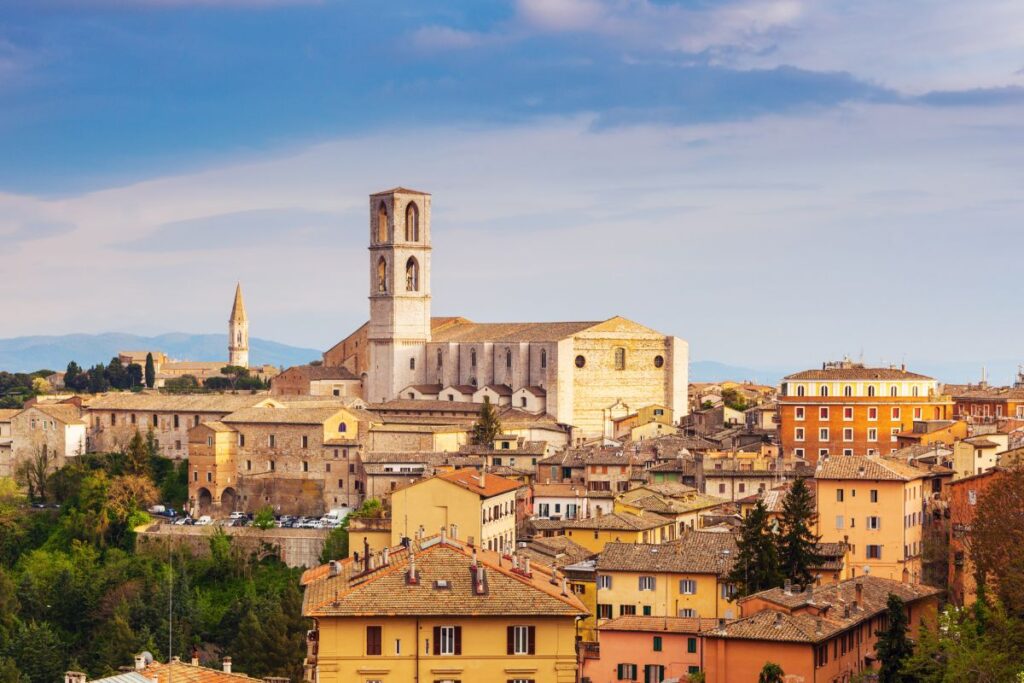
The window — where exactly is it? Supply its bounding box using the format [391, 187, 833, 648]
[239, 433, 245, 447]
[844, 407, 853, 421]
[366, 626, 382, 655]
[867, 516, 881, 530]
[507, 625, 535, 655]
[376, 201, 388, 242]
[968, 489, 977, 505]
[795, 406, 805, 420]
[869, 488, 878, 502]
[835, 515, 844, 529]
[506, 348, 512, 368]
[843, 428, 853, 442]
[173, 414, 179, 428]
[206, 436, 214, 446]
[718, 483, 726, 494]
[614, 347, 626, 371]
[866, 545, 883, 559]
[679, 579, 696, 594]
[836, 488, 844, 502]
[129, 414, 135, 425]
[653, 355, 664, 368]
[844, 385, 852, 397]
[639, 576, 655, 591]
[269, 434, 276, 448]
[738, 483, 746, 493]
[868, 428, 878, 441]
[843, 449, 853, 456]
[644, 665, 665, 683]
[616, 664, 638, 680]
[303, 461, 309, 472]
[339, 422, 347, 433]
[405, 201, 419, 241]
[376, 256, 387, 293]
[575, 355, 586, 368]
[795, 427, 805, 441]
[819, 428, 829, 441]
[892, 408, 901, 420]
[194, 415, 200, 427]
[470, 349, 477, 367]
[678, 608, 696, 617]
[434, 626, 461, 655]
[597, 604, 613, 619]
[301, 435, 308, 449]
[540, 349, 547, 369]
[797, 385, 805, 397]
[152, 414, 159, 427]
[619, 605, 636, 616]
[914, 407, 922, 419]
[868, 385, 876, 397]
[794, 448, 804, 458]
[653, 636, 662, 651]
[868, 407, 878, 420]
[820, 407, 829, 420]
[820, 385, 829, 396]
[206, 472, 212, 483]
[687, 637, 698, 653]
[406, 257, 419, 291]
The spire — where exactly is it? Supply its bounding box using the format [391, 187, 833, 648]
[230, 282, 247, 322]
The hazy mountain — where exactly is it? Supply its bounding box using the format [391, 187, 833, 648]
[0, 333, 322, 373]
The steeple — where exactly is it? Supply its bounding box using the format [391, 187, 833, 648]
[228, 283, 249, 368]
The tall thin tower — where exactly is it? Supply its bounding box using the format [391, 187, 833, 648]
[228, 282, 249, 368]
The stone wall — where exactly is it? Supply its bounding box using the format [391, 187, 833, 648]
[136, 524, 329, 568]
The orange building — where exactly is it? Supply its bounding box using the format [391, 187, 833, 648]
[702, 577, 940, 683]
[948, 468, 1004, 606]
[779, 361, 953, 462]
[581, 616, 714, 683]
[952, 373, 1024, 423]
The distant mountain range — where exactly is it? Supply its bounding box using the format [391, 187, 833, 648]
[0, 333, 322, 373]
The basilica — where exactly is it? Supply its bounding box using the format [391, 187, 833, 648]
[323, 187, 689, 438]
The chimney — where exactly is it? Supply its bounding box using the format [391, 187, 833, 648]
[134, 655, 147, 671]
[65, 673, 88, 683]
[222, 657, 232, 674]
[191, 649, 199, 667]
[382, 547, 390, 566]
[467, 535, 475, 548]
[329, 560, 341, 577]
[440, 526, 447, 545]
[407, 551, 419, 585]
[815, 618, 823, 634]
[511, 554, 518, 571]
[363, 538, 371, 572]
[854, 581, 863, 610]
[475, 566, 487, 595]
[171, 657, 180, 664]
[561, 576, 569, 596]
[478, 469, 486, 488]
[784, 578, 792, 595]
[523, 557, 531, 576]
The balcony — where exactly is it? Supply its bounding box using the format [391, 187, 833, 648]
[579, 642, 600, 660]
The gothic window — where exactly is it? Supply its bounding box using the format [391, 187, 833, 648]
[796, 385, 805, 397]
[505, 348, 512, 368]
[540, 349, 547, 369]
[377, 201, 388, 243]
[377, 257, 387, 293]
[406, 257, 419, 291]
[437, 349, 443, 370]
[614, 347, 626, 371]
[405, 202, 419, 241]
[471, 349, 477, 367]
[236, 331, 241, 344]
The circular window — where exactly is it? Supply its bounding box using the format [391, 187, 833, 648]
[575, 355, 586, 368]
[654, 355, 664, 368]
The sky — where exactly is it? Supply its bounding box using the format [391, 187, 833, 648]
[2, 0, 1024, 376]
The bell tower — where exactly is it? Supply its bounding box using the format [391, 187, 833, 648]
[228, 282, 249, 368]
[366, 187, 432, 402]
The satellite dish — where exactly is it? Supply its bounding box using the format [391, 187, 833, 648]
[140, 652, 155, 665]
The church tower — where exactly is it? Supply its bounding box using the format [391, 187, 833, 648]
[228, 282, 249, 369]
[366, 188, 432, 403]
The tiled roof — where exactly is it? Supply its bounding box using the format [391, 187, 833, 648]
[409, 384, 444, 393]
[26, 403, 84, 424]
[0, 409, 21, 421]
[518, 536, 595, 568]
[85, 393, 267, 413]
[372, 186, 431, 195]
[477, 384, 513, 397]
[952, 386, 1024, 400]
[597, 532, 738, 576]
[277, 364, 360, 382]
[784, 365, 934, 381]
[533, 482, 588, 498]
[142, 661, 261, 683]
[814, 542, 848, 571]
[556, 511, 671, 532]
[221, 405, 350, 425]
[438, 468, 522, 497]
[430, 320, 603, 344]
[302, 536, 587, 617]
[707, 576, 941, 643]
[517, 386, 547, 397]
[599, 615, 719, 634]
[815, 456, 930, 481]
[442, 384, 478, 394]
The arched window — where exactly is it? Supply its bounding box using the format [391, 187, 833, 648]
[614, 347, 626, 371]
[912, 386, 919, 397]
[505, 348, 512, 368]
[405, 202, 419, 241]
[891, 386, 899, 397]
[843, 385, 852, 397]
[820, 385, 829, 397]
[796, 385, 805, 397]
[236, 331, 242, 344]
[377, 201, 388, 243]
[338, 422, 347, 433]
[376, 257, 387, 293]
[405, 257, 419, 291]
[437, 349, 443, 370]
[410, 357, 416, 370]
[470, 349, 477, 367]
[540, 349, 547, 369]
[867, 385, 876, 397]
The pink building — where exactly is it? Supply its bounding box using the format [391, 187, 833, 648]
[582, 616, 714, 683]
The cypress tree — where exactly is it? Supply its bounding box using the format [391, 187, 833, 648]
[876, 593, 913, 683]
[777, 477, 827, 585]
[728, 500, 783, 596]
[471, 396, 502, 445]
[144, 353, 155, 388]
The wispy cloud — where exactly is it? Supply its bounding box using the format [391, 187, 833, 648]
[411, 26, 492, 51]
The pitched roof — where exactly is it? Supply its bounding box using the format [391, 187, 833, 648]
[142, 661, 261, 683]
[229, 283, 247, 322]
[597, 532, 738, 576]
[85, 393, 267, 413]
[302, 536, 586, 618]
[0, 409, 20, 421]
[26, 403, 83, 424]
[221, 405, 350, 425]
[438, 468, 522, 497]
[431, 320, 602, 344]
[372, 186, 431, 196]
[599, 615, 718, 634]
[554, 511, 672, 532]
[815, 456, 930, 481]
[518, 536, 595, 569]
[533, 482, 588, 498]
[784, 365, 933, 381]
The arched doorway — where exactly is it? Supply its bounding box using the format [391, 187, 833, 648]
[197, 487, 212, 514]
[221, 487, 237, 513]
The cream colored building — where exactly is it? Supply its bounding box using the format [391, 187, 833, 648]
[0, 409, 17, 477]
[10, 404, 87, 477]
[325, 187, 689, 438]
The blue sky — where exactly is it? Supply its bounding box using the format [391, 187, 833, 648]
[2, 0, 1024, 378]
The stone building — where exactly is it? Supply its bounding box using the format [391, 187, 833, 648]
[0, 409, 17, 477]
[9, 403, 87, 476]
[323, 187, 689, 438]
[270, 364, 362, 397]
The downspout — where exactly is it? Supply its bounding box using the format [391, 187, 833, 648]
[415, 616, 420, 683]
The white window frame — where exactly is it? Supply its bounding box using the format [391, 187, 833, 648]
[795, 427, 805, 442]
[438, 626, 457, 655]
[868, 407, 878, 421]
[819, 428, 829, 441]
[819, 407, 829, 420]
[867, 428, 878, 442]
[843, 407, 854, 421]
[795, 406, 805, 421]
[639, 576, 656, 591]
[512, 625, 531, 655]
[598, 575, 612, 590]
[867, 516, 881, 530]
[679, 579, 696, 595]
[843, 428, 853, 442]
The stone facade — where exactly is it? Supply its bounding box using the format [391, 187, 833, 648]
[10, 404, 86, 477]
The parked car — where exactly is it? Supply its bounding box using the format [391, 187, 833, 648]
[195, 516, 212, 526]
[229, 511, 246, 520]
[175, 517, 195, 526]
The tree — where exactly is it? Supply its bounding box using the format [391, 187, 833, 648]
[124, 431, 151, 476]
[15, 448, 54, 502]
[970, 467, 1024, 616]
[728, 500, 783, 597]
[320, 523, 349, 563]
[253, 506, 275, 530]
[471, 397, 502, 445]
[30, 377, 52, 395]
[87, 363, 109, 393]
[126, 363, 143, 389]
[220, 365, 249, 392]
[164, 375, 200, 393]
[64, 362, 87, 392]
[104, 357, 128, 390]
[758, 662, 785, 683]
[144, 353, 155, 388]
[876, 593, 913, 683]
[721, 387, 748, 411]
[777, 477, 826, 586]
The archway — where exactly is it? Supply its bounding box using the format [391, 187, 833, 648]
[377, 201, 388, 243]
[197, 487, 212, 514]
[221, 487, 237, 512]
[405, 201, 419, 241]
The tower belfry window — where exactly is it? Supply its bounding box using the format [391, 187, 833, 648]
[377, 257, 388, 293]
[377, 202, 388, 243]
[506, 348, 512, 368]
[405, 202, 419, 242]
[406, 257, 419, 291]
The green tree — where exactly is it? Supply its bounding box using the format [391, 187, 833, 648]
[876, 594, 913, 683]
[64, 362, 88, 392]
[144, 353, 155, 388]
[15, 448, 54, 502]
[0, 657, 28, 683]
[320, 523, 349, 563]
[127, 363, 144, 389]
[471, 397, 502, 445]
[124, 431, 151, 477]
[777, 477, 826, 586]
[721, 387, 748, 411]
[728, 500, 783, 596]
[164, 375, 200, 393]
[758, 662, 785, 683]
[253, 506, 275, 530]
[105, 357, 128, 390]
[87, 363, 109, 393]
[6, 621, 67, 683]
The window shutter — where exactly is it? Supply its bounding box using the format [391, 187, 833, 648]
[616, 664, 624, 680]
[432, 626, 441, 655]
[638, 576, 644, 590]
[454, 626, 462, 655]
[527, 626, 536, 654]
[507, 626, 514, 655]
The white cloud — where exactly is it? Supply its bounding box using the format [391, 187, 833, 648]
[2, 101, 1023, 368]
[411, 25, 491, 51]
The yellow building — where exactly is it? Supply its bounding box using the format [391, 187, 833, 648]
[614, 485, 727, 533]
[815, 456, 930, 582]
[301, 534, 587, 683]
[595, 531, 740, 623]
[540, 510, 676, 554]
[389, 468, 521, 552]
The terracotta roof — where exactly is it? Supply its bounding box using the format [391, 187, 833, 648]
[25, 403, 84, 424]
[85, 393, 267, 413]
[372, 186, 431, 195]
[408, 384, 443, 393]
[560, 510, 672, 532]
[707, 576, 941, 643]
[0, 409, 20, 421]
[597, 532, 738, 576]
[303, 536, 587, 617]
[599, 615, 719, 634]
[518, 536, 595, 568]
[438, 468, 522, 497]
[952, 386, 1024, 400]
[142, 661, 260, 683]
[220, 405, 353, 425]
[441, 384, 478, 394]
[477, 384, 513, 397]
[199, 421, 235, 433]
[277, 364, 360, 382]
[784, 365, 934, 381]
[533, 482, 588, 498]
[815, 456, 930, 481]
[517, 386, 547, 397]
[431, 320, 602, 344]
